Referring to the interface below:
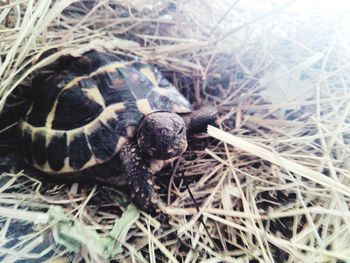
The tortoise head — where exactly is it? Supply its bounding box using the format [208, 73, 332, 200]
[137, 112, 187, 160]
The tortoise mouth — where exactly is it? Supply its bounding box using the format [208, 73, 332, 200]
[147, 138, 188, 160]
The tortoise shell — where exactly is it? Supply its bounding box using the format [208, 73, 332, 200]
[19, 51, 191, 174]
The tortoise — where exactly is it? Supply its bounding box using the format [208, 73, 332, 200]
[19, 50, 217, 213]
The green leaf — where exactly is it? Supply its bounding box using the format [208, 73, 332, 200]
[107, 204, 140, 255]
[48, 204, 140, 259]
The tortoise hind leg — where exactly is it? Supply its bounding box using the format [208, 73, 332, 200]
[181, 105, 218, 133]
[119, 141, 159, 214]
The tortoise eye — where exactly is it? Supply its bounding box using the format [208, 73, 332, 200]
[178, 127, 184, 134]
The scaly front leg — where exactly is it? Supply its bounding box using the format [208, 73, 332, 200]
[182, 105, 218, 133]
[119, 141, 159, 214]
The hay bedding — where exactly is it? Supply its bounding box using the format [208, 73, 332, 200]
[0, 0, 350, 262]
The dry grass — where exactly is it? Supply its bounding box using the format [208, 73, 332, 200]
[1, 0, 350, 262]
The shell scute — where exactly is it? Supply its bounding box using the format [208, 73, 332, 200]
[87, 121, 119, 161]
[68, 133, 92, 170]
[47, 133, 67, 172]
[32, 132, 46, 165]
[51, 86, 104, 130]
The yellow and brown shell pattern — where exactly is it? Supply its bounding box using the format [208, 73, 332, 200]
[19, 51, 191, 174]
